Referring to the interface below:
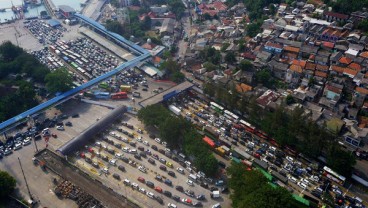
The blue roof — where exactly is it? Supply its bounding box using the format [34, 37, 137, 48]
[0, 14, 151, 132]
[48, 19, 61, 27]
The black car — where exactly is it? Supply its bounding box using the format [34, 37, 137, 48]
[139, 151, 147, 158]
[118, 165, 125, 172]
[142, 88, 148, 91]
[168, 171, 176, 177]
[134, 154, 141, 160]
[172, 195, 180, 202]
[193, 202, 203, 207]
[151, 145, 158, 151]
[65, 121, 72, 126]
[122, 157, 129, 163]
[146, 181, 154, 188]
[200, 182, 209, 189]
[163, 190, 172, 197]
[154, 196, 163, 204]
[149, 134, 155, 139]
[72, 114, 79, 118]
[196, 194, 205, 200]
[148, 158, 156, 165]
[175, 185, 184, 192]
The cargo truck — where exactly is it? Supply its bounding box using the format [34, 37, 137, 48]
[120, 85, 132, 92]
[169, 105, 181, 116]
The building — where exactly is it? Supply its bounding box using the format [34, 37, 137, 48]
[323, 11, 349, 22]
[256, 90, 280, 109]
[58, 5, 76, 18]
[120, 0, 131, 7]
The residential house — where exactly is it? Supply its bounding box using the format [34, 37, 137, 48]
[330, 51, 343, 65]
[256, 90, 280, 109]
[321, 27, 348, 42]
[235, 83, 253, 94]
[353, 87, 368, 107]
[315, 50, 331, 65]
[285, 64, 303, 85]
[323, 11, 349, 22]
[264, 42, 283, 54]
[299, 44, 319, 59]
[319, 82, 344, 109]
[304, 62, 316, 79]
[330, 65, 345, 76]
[268, 59, 289, 80]
[282, 46, 300, 60]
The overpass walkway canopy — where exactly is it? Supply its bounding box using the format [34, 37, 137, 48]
[57, 105, 127, 155]
[0, 13, 151, 132]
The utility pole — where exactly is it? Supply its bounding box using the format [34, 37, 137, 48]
[18, 157, 33, 201]
[28, 116, 39, 152]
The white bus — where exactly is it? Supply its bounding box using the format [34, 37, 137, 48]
[224, 110, 239, 121]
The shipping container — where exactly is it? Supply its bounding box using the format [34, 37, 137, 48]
[120, 85, 132, 92]
[203, 136, 216, 148]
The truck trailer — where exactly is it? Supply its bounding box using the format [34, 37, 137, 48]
[169, 105, 181, 116]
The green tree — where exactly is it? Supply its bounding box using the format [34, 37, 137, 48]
[0, 41, 23, 62]
[225, 51, 237, 64]
[141, 16, 152, 30]
[203, 82, 216, 97]
[326, 144, 356, 177]
[239, 60, 253, 71]
[357, 19, 368, 32]
[137, 104, 170, 126]
[203, 62, 217, 72]
[221, 43, 230, 52]
[256, 69, 273, 87]
[247, 22, 262, 37]
[285, 94, 294, 105]
[0, 170, 16, 199]
[45, 68, 73, 94]
[105, 20, 126, 36]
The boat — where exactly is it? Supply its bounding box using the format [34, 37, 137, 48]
[0, 9, 6, 12]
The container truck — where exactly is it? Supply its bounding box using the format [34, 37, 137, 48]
[120, 85, 132, 92]
[169, 105, 181, 116]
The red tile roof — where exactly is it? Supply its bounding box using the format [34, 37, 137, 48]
[343, 68, 358, 77]
[330, 65, 345, 73]
[324, 11, 349, 20]
[265, 42, 283, 49]
[289, 64, 303, 73]
[339, 56, 352, 65]
[348, 63, 362, 71]
[316, 64, 329, 71]
[305, 62, 316, 71]
[356, 87, 368, 95]
[292, 60, 306, 68]
[326, 85, 342, 94]
[360, 51, 368, 58]
[323, 41, 335, 49]
[284, 46, 300, 53]
[315, 71, 328, 78]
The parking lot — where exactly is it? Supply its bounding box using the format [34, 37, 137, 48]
[72, 113, 230, 208]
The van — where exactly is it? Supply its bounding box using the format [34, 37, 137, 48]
[188, 174, 197, 181]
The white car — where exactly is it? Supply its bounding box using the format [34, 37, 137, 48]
[300, 178, 310, 186]
[143, 141, 149, 146]
[147, 192, 154, 198]
[56, 126, 64, 131]
[102, 167, 109, 174]
[139, 187, 146, 194]
[288, 176, 297, 184]
[297, 182, 307, 190]
[129, 149, 137, 154]
[177, 167, 185, 174]
[162, 142, 167, 147]
[123, 179, 131, 186]
[131, 182, 139, 190]
[122, 147, 130, 152]
[22, 138, 31, 146]
[13, 142, 22, 150]
[138, 166, 147, 173]
[186, 179, 194, 186]
[109, 159, 117, 166]
[310, 175, 319, 182]
[165, 148, 171, 153]
[286, 156, 294, 163]
[115, 153, 122, 158]
[155, 138, 161, 143]
[136, 137, 142, 142]
[168, 203, 177, 208]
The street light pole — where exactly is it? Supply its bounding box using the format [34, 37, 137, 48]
[18, 157, 33, 201]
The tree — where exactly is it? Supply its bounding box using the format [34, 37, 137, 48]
[247, 22, 262, 38]
[225, 51, 237, 64]
[326, 144, 356, 177]
[256, 69, 273, 88]
[285, 94, 295, 105]
[203, 62, 217, 72]
[357, 19, 368, 33]
[239, 60, 253, 71]
[141, 16, 152, 30]
[105, 20, 126, 36]
[137, 104, 170, 127]
[227, 163, 307, 208]
[0, 41, 24, 62]
[0, 170, 16, 199]
[45, 68, 73, 94]
[221, 43, 230, 52]
[203, 13, 212, 20]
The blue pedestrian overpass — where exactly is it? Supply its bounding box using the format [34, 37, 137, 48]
[0, 14, 151, 132]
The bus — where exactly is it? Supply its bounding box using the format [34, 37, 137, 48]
[210, 102, 224, 114]
[224, 110, 239, 121]
[239, 119, 256, 133]
[94, 91, 110, 99]
[323, 166, 346, 185]
[70, 62, 79, 68]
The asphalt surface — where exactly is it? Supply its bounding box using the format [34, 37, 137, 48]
[73, 114, 230, 208]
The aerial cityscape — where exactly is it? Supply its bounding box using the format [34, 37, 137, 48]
[0, 0, 368, 207]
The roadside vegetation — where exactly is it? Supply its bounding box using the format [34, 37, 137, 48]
[0, 170, 16, 199]
[0, 42, 73, 121]
[203, 82, 356, 177]
[228, 162, 308, 208]
[137, 104, 218, 176]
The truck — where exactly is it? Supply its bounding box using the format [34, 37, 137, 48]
[120, 85, 132, 92]
[215, 147, 226, 157]
[210, 190, 220, 199]
[232, 147, 252, 160]
[111, 92, 128, 99]
[169, 105, 181, 116]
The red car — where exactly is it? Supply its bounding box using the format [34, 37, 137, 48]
[51, 133, 57, 138]
[154, 186, 162, 193]
[138, 177, 145, 183]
